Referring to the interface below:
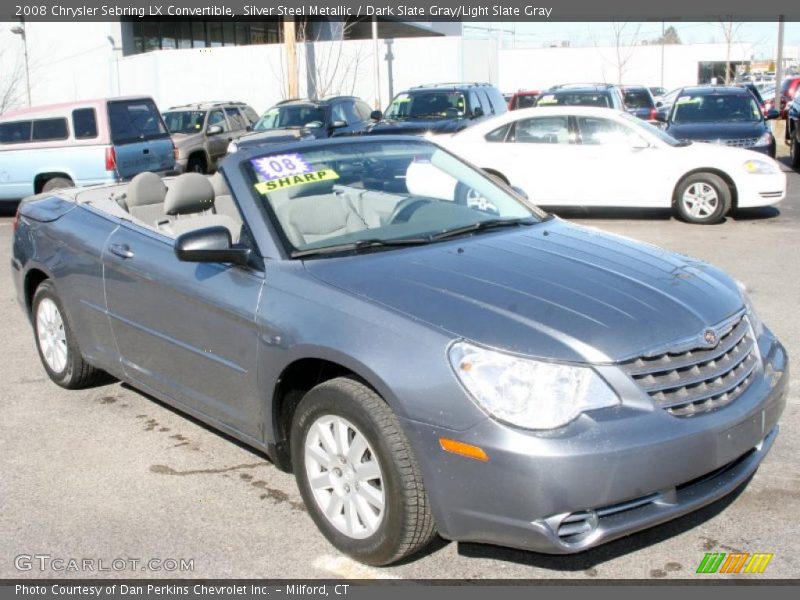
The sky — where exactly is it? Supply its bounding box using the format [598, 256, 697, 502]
[464, 21, 800, 59]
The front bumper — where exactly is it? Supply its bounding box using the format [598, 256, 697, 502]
[734, 169, 786, 208]
[401, 333, 788, 554]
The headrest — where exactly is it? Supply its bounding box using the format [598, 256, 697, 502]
[209, 172, 230, 196]
[164, 172, 215, 216]
[126, 172, 167, 208]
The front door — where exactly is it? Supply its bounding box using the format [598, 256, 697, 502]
[102, 222, 265, 438]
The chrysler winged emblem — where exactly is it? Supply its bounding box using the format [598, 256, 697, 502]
[703, 329, 718, 346]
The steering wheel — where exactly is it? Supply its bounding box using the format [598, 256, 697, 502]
[454, 182, 500, 215]
[388, 198, 431, 224]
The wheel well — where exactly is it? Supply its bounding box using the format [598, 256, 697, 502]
[674, 168, 738, 210]
[34, 173, 72, 194]
[271, 358, 366, 472]
[482, 168, 508, 184]
[24, 269, 48, 316]
[187, 151, 208, 168]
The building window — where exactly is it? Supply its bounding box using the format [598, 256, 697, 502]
[192, 21, 206, 48]
[123, 19, 283, 55]
[207, 21, 223, 47]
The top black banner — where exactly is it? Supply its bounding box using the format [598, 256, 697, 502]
[3, 0, 800, 22]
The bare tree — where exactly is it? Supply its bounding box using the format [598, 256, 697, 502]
[297, 21, 370, 100]
[718, 17, 744, 84]
[0, 35, 26, 114]
[610, 21, 642, 85]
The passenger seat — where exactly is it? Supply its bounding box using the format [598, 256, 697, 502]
[159, 173, 240, 243]
[125, 172, 167, 224]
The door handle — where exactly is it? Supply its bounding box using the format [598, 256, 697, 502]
[142, 148, 150, 154]
[108, 243, 134, 259]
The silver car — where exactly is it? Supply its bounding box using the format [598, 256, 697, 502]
[11, 137, 788, 566]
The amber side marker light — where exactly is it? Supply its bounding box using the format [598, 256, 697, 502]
[439, 437, 489, 461]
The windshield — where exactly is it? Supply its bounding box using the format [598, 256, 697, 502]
[536, 92, 611, 108]
[163, 110, 206, 134]
[254, 105, 326, 130]
[384, 92, 467, 119]
[672, 93, 762, 124]
[618, 112, 687, 147]
[623, 89, 654, 109]
[244, 140, 543, 256]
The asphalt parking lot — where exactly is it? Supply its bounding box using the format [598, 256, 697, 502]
[1, 159, 798, 581]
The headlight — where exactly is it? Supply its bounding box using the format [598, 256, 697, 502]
[227, 140, 238, 154]
[736, 281, 765, 339]
[448, 341, 619, 430]
[743, 158, 777, 174]
[755, 131, 774, 147]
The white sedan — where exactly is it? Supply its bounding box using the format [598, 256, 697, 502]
[440, 106, 786, 224]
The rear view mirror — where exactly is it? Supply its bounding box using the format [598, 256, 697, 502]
[174, 226, 250, 266]
[370, 110, 383, 121]
[207, 124, 223, 135]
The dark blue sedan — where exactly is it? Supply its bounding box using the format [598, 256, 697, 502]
[659, 86, 780, 157]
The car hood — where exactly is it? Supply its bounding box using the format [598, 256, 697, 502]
[236, 127, 319, 148]
[304, 219, 743, 363]
[368, 118, 467, 136]
[666, 121, 766, 141]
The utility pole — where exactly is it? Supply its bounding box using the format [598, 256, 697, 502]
[372, 17, 381, 109]
[660, 21, 665, 90]
[775, 16, 784, 115]
[10, 20, 31, 107]
[283, 17, 298, 98]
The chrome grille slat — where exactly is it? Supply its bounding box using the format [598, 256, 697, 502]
[695, 138, 759, 148]
[624, 317, 747, 376]
[638, 335, 754, 392]
[621, 316, 758, 417]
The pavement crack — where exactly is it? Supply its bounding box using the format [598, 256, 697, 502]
[149, 462, 266, 477]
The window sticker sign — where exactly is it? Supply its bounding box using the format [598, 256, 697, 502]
[251, 153, 312, 181]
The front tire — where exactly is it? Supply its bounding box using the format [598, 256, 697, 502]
[32, 280, 102, 389]
[674, 173, 731, 224]
[290, 377, 436, 565]
[790, 127, 800, 169]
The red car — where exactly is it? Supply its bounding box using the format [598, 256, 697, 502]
[765, 77, 800, 118]
[507, 90, 541, 110]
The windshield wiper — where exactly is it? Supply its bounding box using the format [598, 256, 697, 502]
[432, 217, 537, 241]
[291, 237, 433, 258]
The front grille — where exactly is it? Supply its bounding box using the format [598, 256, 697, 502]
[695, 138, 759, 148]
[621, 316, 758, 417]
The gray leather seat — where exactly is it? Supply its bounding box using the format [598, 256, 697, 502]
[276, 194, 370, 247]
[209, 172, 243, 227]
[125, 172, 167, 224]
[160, 173, 240, 242]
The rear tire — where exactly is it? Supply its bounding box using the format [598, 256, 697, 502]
[290, 377, 436, 566]
[674, 173, 731, 224]
[790, 128, 800, 169]
[187, 155, 207, 174]
[41, 177, 74, 193]
[32, 280, 102, 389]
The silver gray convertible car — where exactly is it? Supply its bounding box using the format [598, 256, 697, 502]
[11, 136, 788, 565]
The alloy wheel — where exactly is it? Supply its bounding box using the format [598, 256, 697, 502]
[681, 182, 719, 219]
[36, 298, 68, 373]
[304, 415, 385, 539]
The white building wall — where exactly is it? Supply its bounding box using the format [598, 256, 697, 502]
[498, 43, 754, 92]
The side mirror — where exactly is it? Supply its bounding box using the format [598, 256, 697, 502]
[472, 107, 484, 118]
[207, 124, 223, 135]
[655, 101, 663, 108]
[370, 110, 383, 121]
[174, 226, 250, 266]
[765, 108, 780, 120]
[331, 120, 348, 129]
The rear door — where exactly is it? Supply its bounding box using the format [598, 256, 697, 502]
[107, 98, 174, 179]
[102, 222, 265, 438]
